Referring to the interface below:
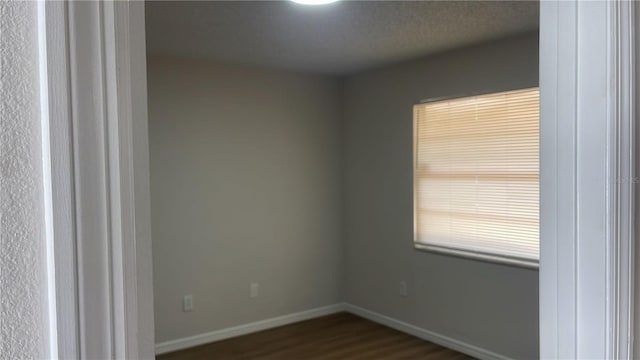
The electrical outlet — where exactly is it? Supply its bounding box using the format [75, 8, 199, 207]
[250, 283, 259, 298]
[183, 294, 194, 312]
[399, 281, 408, 297]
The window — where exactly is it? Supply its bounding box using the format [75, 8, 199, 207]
[413, 88, 539, 268]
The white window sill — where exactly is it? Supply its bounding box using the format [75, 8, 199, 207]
[414, 243, 539, 270]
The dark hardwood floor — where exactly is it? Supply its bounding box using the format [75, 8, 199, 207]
[157, 312, 476, 360]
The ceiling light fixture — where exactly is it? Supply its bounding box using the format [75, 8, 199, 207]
[291, 0, 340, 5]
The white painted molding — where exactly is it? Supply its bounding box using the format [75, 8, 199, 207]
[42, 1, 153, 359]
[155, 304, 346, 355]
[344, 304, 514, 360]
[540, 0, 636, 358]
[120, 2, 156, 358]
[103, 1, 155, 358]
[39, 2, 79, 359]
[607, 1, 636, 358]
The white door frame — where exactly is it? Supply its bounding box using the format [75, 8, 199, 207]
[40, 1, 154, 358]
[540, 0, 636, 359]
[39, 0, 635, 359]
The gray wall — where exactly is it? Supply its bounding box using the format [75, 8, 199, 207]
[0, 2, 50, 358]
[148, 56, 344, 343]
[342, 33, 540, 359]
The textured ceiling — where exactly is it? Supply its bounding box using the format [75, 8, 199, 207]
[145, 0, 539, 75]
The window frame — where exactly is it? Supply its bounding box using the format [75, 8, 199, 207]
[412, 88, 540, 269]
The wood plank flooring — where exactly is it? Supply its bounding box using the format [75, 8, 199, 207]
[157, 312, 476, 360]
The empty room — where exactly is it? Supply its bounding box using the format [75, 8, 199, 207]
[146, 1, 539, 359]
[4, 0, 639, 359]
[147, 1, 538, 359]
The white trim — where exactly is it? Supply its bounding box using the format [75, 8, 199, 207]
[37, 1, 58, 358]
[607, 2, 636, 358]
[414, 243, 539, 270]
[540, 0, 636, 358]
[66, 2, 117, 356]
[40, 2, 80, 359]
[345, 304, 514, 360]
[155, 304, 346, 355]
[635, 5, 640, 360]
[122, 2, 156, 357]
[42, 1, 153, 358]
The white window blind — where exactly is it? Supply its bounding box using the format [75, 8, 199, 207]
[413, 88, 539, 266]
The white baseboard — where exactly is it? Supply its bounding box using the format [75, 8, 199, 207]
[155, 303, 346, 355]
[156, 302, 514, 360]
[344, 304, 514, 360]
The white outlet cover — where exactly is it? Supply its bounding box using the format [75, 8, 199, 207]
[250, 283, 259, 298]
[183, 294, 194, 312]
[399, 281, 408, 297]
